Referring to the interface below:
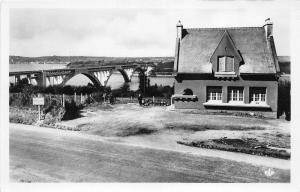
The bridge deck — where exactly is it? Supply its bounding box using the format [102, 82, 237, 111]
[9, 63, 153, 76]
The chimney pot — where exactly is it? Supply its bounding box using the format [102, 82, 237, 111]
[264, 18, 273, 38]
[176, 20, 183, 39]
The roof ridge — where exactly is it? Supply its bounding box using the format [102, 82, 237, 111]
[186, 26, 263, 30]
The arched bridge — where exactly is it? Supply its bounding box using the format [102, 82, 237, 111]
[9, 63, 154, 88]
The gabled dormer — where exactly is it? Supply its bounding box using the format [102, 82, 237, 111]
[210, 30, 243, 78]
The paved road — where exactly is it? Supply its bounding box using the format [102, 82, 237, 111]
[10, 124, 290, 182]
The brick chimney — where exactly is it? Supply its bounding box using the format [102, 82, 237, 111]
[264, 18, 273, 39]
[176, 20, 183, 40]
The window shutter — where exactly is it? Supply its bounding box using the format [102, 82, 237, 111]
[225, 57, 234, 72]
[218, 57, 225, 72]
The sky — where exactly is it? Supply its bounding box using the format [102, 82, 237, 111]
[10, 6, 291, 57]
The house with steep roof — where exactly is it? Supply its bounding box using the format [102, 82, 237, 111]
[172, 19, 280, 118]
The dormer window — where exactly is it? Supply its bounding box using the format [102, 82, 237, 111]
[218, 56, 234, 72]
[215, 55, 236, 77]
[210, 31, 243, 78]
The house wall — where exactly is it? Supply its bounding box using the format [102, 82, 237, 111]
[174, 75, 278, 118]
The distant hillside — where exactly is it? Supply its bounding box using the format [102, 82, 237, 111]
[9, 56, 99, 64]
[9, 55, 174, 65]
[9, 55, 175, 75]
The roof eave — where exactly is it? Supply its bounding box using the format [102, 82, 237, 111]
[268, 36, 281, 74]
[173, 38, 180, 73]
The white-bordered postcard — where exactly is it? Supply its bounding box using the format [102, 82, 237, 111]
[1, 0, 300, 192]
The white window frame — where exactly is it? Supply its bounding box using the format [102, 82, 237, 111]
[250, 87, 267, 105]
[207, 87, 223, 103]
[228, 87, 244, 103]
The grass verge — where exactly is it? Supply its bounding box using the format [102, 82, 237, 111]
[177, 137, 290, 159]
[88, 122, 158, 137]
[165, 123, 265, 131]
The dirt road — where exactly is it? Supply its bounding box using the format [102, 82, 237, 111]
[10, 124, 290, 182]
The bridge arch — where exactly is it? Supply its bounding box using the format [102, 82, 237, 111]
[117, 69, 130, 83]
[125, 67, 145, 81]
[106, 67, 145, 86]
[133, 67, 145, 76]
[61, 72, 102, 88]
[131, 67, 146, 81]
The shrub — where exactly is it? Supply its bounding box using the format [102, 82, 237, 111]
[20, 85, 35, 106]
[43, 106, 65, 126]
[9, 107, 38, 125]
[9, 83, 106, 96]
[278, 76, 291, 120]
[62, 100, 83, 120]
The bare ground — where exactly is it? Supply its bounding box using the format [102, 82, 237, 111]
[10, 124, 290, 182]
[56, 103, 290, 168]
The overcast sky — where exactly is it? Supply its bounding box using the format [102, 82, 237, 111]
[10, 7, 291, 57]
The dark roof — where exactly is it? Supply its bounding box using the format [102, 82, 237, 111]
[176, 27, 278, 74]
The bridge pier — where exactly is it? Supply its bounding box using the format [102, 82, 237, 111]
[42, 71, 47, 87]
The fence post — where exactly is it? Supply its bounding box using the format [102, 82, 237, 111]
[38, 105, 41, 121]
[89, 94, 93, 103]
[62, 94, 65, 107]
[74, 92, 77, 103]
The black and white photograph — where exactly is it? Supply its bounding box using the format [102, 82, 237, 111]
[1, 0, 300, 191]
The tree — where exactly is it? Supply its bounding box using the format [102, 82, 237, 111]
[18, 78, 29, 86]
[120, 83, 130, 97]
[21, 85, 35, 106]
[138, 72, 148, 96]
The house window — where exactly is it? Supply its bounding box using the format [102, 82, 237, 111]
[218, 56, 234, 72]
[228, 87, 244, 102]
[207, 86, 222, 102]
[250, 87, 266, 104]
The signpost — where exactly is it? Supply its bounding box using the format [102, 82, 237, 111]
[33, 96, 45, 121]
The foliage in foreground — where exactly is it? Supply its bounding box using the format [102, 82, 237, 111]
[9, 107, 38, 125]
[9, 99, 82, 126]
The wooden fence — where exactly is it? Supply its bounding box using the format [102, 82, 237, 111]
[115, 97, 171, 106]
[10, 92, 171, 107]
